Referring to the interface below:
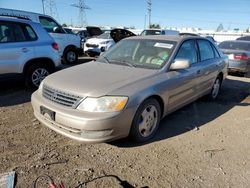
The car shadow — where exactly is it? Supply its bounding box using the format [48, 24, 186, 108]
[111, 77, 250, 148]
[0, 81, 32, 107]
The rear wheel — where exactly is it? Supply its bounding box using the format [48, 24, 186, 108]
[130, 98, 161, 142]
[25, 63, 52, 89]
[208, 77, 221, 100]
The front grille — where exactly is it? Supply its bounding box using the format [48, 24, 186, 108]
[42, 85, 83, 108]
[86, 43, 98, 48]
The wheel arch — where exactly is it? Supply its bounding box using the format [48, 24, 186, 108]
[23, 57, 55, 75]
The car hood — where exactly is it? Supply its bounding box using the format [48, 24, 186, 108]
[86, 38, 113, 44]
[44, 62, 157, 97]
[86, 26, 103, 36]
[110, 29, 136, 43]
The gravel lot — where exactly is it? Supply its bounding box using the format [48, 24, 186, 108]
[0, 69, 250, 187]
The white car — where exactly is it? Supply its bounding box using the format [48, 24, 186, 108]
[0, 17, 61, 89]
[84, 32, 115, 56]
[0, 8, 82, 64]
[84, 29, 136, 56]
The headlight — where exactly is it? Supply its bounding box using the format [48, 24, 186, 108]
[100, 41, 110, 45]
[77, 96, 128, 112]
[38, 81, 44, 94]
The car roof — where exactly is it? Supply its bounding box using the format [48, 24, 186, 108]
[125, 35, 205, 42]
[0, 16, 35, 24]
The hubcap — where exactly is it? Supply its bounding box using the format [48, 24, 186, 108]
[67, 51, 76, 62]
[31, 68, 49, 87]
[138, 105, 158, 137]
[212, 79, 220, 98]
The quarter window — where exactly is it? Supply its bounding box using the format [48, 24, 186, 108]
[198, 40, 215, 61]
[175, 40, 198, 64]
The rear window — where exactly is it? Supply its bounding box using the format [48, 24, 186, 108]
[218, 41, 250, 51]
[141, 30, 161, 35]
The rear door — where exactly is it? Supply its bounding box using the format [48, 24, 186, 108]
[196, 39, 219, 95]
[0, 21, 36, 74]
[167, 39, 200, 112]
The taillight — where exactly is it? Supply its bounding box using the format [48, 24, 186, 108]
[234, 54, 248, 60]
[52, 42, 59, 51]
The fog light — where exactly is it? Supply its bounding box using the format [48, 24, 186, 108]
[80, 129, 113, 138]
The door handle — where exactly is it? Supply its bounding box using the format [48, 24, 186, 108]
[21, 48, 29, 53]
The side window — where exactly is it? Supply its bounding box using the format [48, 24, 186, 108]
[212, 44, 220, 58]
[0, 22, 32, 43]
[175, 40, 198, 64]
[0, 23, 15, 43]
[39, 16, 63, 33]
[198, 40, 215, 61]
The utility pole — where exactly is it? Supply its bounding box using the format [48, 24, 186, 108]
[42, 0, 45, 14]
[42, 0, 60, 21]
[147, 0, 152, 28]
[71, 0, 91, 27]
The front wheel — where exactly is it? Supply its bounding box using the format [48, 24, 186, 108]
[63, 48, 78, 64]
[130, 98, 161, 142]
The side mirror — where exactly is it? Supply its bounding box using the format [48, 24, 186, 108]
[170, 59, 190, 70]
[53, 27, 63, 33]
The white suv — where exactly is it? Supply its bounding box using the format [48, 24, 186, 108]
[0, 17, 61, 89]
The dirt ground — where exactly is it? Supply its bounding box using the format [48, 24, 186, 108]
[0, 72, 250, 188]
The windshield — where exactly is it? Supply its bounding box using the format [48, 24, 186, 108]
[219, 41, 250, 51]
[99, 39, 176, 69]
[96, 32, 111, 39]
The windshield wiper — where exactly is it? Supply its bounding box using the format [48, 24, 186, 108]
[112, 60, 136, 68]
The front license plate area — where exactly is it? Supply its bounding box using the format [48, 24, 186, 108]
[40, 106, 55, 121]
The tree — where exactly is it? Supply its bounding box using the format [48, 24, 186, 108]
[150, 24, 160, 29]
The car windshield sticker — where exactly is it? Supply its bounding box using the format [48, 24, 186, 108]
[154, 43, 173, 49]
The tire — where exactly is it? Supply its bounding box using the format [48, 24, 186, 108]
[129, 98, 161, 143]
[244, 71, 250, 78]
[207, 76, 221, 100]
[25, 63, 52, 89]
[63, 47, 78, 64]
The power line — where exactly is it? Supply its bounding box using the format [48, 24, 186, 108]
[71, 0, 91, 27]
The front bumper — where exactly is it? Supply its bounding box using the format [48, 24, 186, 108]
[31, 91, 135, 143]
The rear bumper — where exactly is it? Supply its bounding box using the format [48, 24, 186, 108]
[31, 91, 135, 143]
[228, 60, 250, 73]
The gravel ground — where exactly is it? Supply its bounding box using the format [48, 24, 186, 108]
[0, 74, 250, 188]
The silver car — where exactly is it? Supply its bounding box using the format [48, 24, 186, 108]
[218, 40, 250, 77]
[31, 35, 228, 143]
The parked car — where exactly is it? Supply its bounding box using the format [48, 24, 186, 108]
[0, 8, 82, 64]
[31, 35, 227, 143]
[0, 17, 61, 89]
[84, 28, 136, 56]
[236, 36, 250, 41]
[218, 40, 250, 76]
[141, 29, 179, 36]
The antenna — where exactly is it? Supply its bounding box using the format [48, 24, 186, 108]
[147, 0, 152, 28]
[71, 0, 91, 27]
